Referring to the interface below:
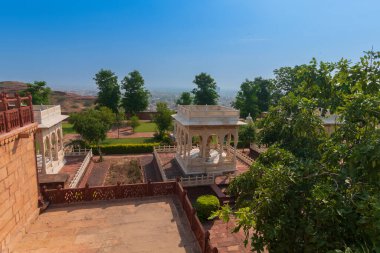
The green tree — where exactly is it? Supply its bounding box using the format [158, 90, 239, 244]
[239, 122, 256, 151]
[214, 51, 380, 252]
[23, 81, 51, 105]
[69, 107, 115, 161]
[94, 69, 120, 113]
[129, 115, 140, 133]
[121, 70, 150, 115]
[176, 91, 193, 105]
[153, 102, 173, 138]
[232, 78, 272, 118]
[192, 73, 219, 105]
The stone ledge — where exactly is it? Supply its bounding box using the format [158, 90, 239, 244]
[0, 123, 38, 146]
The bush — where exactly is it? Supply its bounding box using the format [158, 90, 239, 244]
[92, 143, 159, 155]
[195, 195, 220, 222]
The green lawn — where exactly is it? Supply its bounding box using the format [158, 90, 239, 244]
[100, 137, 156, 145]
[134, 122, 157, 132]
[62, 122, 76, 135]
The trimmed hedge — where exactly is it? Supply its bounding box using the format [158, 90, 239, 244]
[92, 143, 160, 155]
[194, 195, 220, 222]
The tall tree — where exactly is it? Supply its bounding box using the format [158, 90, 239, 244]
[192, 73, 219, 105]
[232, 77, 272, 119]
[213, 51, 380, 252]
[176, 91, 193, 105]
[69, 107, 115, 161]
[23, 81, 51, 105]
[239, 122, 256, 152]
[121, 70, 150, 115]
[94, 69, 120, 113]
[153, 102, 173, 138]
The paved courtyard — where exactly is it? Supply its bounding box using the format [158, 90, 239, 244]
[11, 197, 200, 253]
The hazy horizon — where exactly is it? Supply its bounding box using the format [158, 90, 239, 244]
[1, 0, 379, 91]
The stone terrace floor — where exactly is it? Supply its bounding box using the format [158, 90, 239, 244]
[11, 197, 200, 253]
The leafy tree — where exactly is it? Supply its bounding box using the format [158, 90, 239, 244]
[192, 73, 219, 105]
[129, 115, 140, 133]
[153, 102, 173, 138]
[69, 107, 115, 161]
[121, 70, 150, 115]
[232, 78, 271, 118]
[213, 51, 380, 252]
[94, 69, 120, 113]
[176, 91, 193, 105]
[23, 81, 51, 105]
[239, 122, 256, 151]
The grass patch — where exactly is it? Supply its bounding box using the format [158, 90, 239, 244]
[134, 122, 157, 132]
[62, 122, 76, 135]
[104, 159, 143, 185]
[101, 137, 156, 145]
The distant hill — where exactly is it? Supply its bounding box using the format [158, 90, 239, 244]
[0, 81, 96, 114]
[0, 81, 28, 94]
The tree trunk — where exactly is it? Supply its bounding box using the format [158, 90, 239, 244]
[98, 145, 103, 162]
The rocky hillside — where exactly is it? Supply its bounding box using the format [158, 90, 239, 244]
[0, 81, 96, 114]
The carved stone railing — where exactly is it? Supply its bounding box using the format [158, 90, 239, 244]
[41, 181, 218, 253]
[0, 93, 34, 134]
[180, 174, 216, 187]
[227, 145, 254, 165]
[69, 149, 93, 188]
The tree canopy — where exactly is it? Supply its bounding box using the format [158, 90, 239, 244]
[176, 91, 193, 105]
[232, 77, 272, 118]
[214, 51, 380, 252]
[121, 70, 150, 115]
[192, 73, 219, 105]
[94, 69, 120, 113]
[69, 107, 115, 160]
[153, 102, 173, 138]
[23, 81, 51, 105]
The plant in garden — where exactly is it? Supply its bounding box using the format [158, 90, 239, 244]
[129, 115, 140, 133]
[194, 195, 220, 222]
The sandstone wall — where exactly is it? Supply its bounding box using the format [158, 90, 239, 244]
[0, 124, 39, 253]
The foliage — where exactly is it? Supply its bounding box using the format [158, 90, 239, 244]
[69, 107, 115, 160]
[257, 94, 326, 160]
[176, 91, 193, 105]
[129, 115, 140, 132]
[121, 70, 150, 115]
[153, 102, 173, 138]
[194, 195, 220, 222]
[215, 51, 380, 252]
[232, 77, 272, 118]
[92, 143, 158, 155]
[23, 81, 51, 105]
[94, 69, 121, 112]
[239, 123, 256, 150]
[192, 73, 219, 105]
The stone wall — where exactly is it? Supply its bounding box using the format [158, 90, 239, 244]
[0, 123, 39, 253]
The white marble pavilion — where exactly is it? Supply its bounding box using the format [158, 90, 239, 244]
[33, 105, 68, 174]
[172, 105, 245, 175]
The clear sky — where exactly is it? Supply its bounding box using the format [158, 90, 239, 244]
[0, 0, 379, 92]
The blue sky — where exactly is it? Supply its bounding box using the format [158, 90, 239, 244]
[0, 0, 379, 91]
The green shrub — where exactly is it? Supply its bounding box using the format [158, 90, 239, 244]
[194, 195, 220, 222]
[92, 143, 159, 155]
